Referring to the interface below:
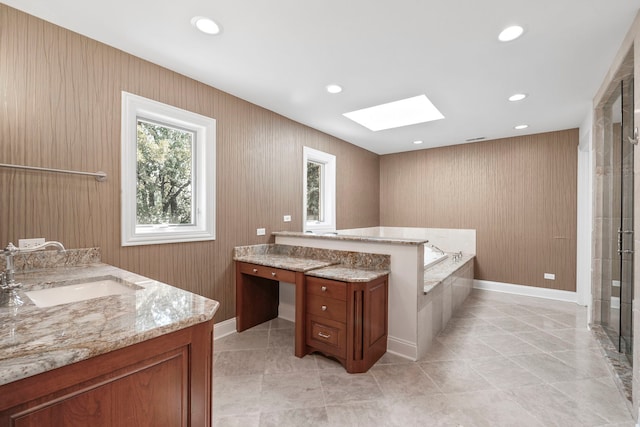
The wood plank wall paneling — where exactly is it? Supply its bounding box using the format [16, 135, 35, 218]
[380, 129, 578, 292]
[0, 5, 380, 322]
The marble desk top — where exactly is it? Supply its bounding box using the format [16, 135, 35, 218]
[306, 266, 390, 283]
[233, 253, 336, 272]
[0, 263, 219, 386]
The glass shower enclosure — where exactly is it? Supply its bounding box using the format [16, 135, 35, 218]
[601, 73, 634, 363]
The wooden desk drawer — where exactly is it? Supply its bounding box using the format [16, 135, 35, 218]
[306, 294, 346, 322]
[306, 277, 347, 301]
[238, 262, 296, 283]
[306, 315, 346, 358]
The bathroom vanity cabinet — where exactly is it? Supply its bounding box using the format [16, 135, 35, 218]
[0, 319, 214, 426]
[305, 275, 388, 373]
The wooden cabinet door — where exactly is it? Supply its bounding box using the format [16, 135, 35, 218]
[11, 347, 189, 427]
[1, 320, 213, 427]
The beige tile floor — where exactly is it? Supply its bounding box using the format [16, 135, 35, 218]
[213, 289, 636, 426]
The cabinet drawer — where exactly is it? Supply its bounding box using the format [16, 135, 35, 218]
[306, 277, 347, 301]
[306, 315, 346, 359]
[238, 262, 296, 283]
[306, 294, 346, 322]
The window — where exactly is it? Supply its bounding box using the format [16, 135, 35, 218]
[303, 147, 336, 233]
[121, 92, 216, 246]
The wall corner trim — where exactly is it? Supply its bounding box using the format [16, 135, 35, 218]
[474, 280, 579, 304]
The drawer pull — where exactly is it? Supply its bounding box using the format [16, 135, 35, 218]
[271, 272, 277, 277]
[318, 332, 331, 339]
[321, 305, 327, 311]
[252, 268, 258, 273]
[321, 286, 327, 292]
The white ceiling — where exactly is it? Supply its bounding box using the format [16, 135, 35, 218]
[3, 0, 639, 154]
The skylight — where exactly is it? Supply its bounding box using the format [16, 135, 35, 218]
[343, 95, 444, 132]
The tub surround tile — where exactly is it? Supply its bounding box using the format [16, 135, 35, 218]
[422, 254, 474, 283]
[272, 231, 427, 246]
[0, 261, 219, 386]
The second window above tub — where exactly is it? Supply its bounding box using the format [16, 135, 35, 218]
[303, 146, 336, 233]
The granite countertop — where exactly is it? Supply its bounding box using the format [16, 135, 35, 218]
[234, 244, 391, 276]
[273, 231, 428, 246]
[0, 263, 219, 386]
[305, 266, 390, 283]
[233, 253, 336, 272]
[423, 254, 475, 294]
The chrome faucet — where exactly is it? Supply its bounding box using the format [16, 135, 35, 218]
[428, 244, 446, 256]
[1, 241, 66, 306]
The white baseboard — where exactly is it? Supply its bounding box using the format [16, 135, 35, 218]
[386, 336, 418, 361]
[474, 280, 578, 303]
[278, 302, 296, 323]
[214, 317, 236, 340]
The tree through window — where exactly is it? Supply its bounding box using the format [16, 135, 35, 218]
[136, 119, 194, 226]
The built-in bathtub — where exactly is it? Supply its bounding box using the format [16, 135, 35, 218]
[423, 244, 448, 269]
[274, 226, 476, 360]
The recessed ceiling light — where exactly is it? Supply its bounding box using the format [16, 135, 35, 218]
[498, 25, 524, 42]
[343, 95, 445, 132]
[191, 16, 221, 35]
[514, 124, 529, 130]
[508, 93, 527, 102]
[413, 140, 424, 145]
[326, 84, 343, 94]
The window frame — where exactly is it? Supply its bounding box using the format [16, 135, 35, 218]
[121, 91, 216, 246]
[303, 146, 336, 233]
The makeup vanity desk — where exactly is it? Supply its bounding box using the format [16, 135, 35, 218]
[233, 244, 390, 373]
[235, 254, 333, 357]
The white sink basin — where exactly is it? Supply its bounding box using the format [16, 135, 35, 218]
[25, 276, 140, 308]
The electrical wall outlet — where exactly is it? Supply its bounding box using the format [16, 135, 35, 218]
[283, 215, 292, 222]
[256, 228, 266, 236]
[544, 273, 556, 280]
[19, 238, 45, 249]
